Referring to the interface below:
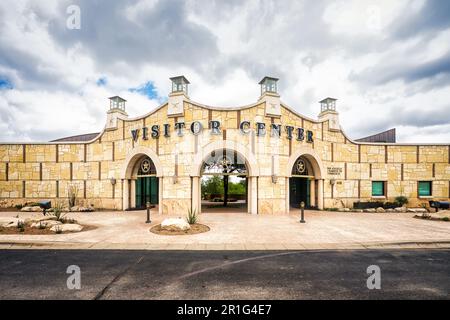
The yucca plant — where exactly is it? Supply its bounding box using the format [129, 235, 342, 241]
[53, 201, 68, 222]
[186, 208, 198, 225]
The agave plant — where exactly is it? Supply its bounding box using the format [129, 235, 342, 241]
[186, 208, 198, 225]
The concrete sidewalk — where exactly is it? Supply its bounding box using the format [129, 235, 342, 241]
[1, 210, 450, 250]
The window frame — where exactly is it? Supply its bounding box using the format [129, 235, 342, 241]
[371, 181, 386, 198]
[418, 181, 433, 198]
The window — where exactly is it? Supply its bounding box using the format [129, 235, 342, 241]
[418, 181, 432, 197]
[372, 181, 385, 197]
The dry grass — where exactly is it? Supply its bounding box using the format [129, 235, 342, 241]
[150, 223, 210, 236]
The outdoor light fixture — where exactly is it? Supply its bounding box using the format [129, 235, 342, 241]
[271, 175, 278, 184]
[300, 201, 306, 223]
[172, 175, 178, 184]
[330, 179, 336, 185]
[110, 177, 116, 185]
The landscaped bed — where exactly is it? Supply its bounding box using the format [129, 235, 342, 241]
[0, 224, 96, 235]
[150, 223, 210, 235]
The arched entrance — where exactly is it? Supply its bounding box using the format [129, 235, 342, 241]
[191, 140, 260, 215]
[200, 149, 248, 213]
[286, 148, 324, 211]
[133, 156, 158, 209]
[289, 156, 315, 208]
[120, 147, 163, 213]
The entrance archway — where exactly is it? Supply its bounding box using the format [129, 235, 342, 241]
[200, 149, 248, 213]
[286, 148, 324, 211]
[289, 156, 315, 208]
[120, 147, 163, 213]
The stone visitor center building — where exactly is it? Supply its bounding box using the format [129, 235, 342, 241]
[0, 76, 449, 215]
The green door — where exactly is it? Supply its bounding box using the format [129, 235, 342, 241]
[289, 178, 310, 208]
[135, 177, 159, 208]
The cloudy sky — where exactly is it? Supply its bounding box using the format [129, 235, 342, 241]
[0, 0, 449, 143]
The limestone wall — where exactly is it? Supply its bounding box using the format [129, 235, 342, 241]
[0, 101, 449, 212]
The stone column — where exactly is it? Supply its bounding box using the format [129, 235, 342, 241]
[130, 179, 136, 208]
[249, 176, 258, 215]
[122, 179, 128, 211]
[310, 179, 316, 207]
[317, 179, 324, 210]
[285, 177, 290, 214]
[158, 177, 163, 215]
[192, 176, 200, 214]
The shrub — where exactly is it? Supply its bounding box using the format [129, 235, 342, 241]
[353, 201, 385, 209]
[14, 204, 23, 210]
[38, 221, 46, 230]
[68, 184, 79, 208]
[54, 226, 63, 234]
[442, 217, 449, 222]
[17, 220, 25, 232]
[52, 201, 68, 222]
[186, 208, 198, 225]
[394, 196, 408, 207]
[326, 208, 339, 211]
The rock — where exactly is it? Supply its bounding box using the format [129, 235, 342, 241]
[353, 209, 364, 213]
[20, 206, 43, 212]
[4, 219, 25, 228]
[70, 206, 79, 212]
[407, 208, 428, 213]
[376, 207, 385, 213]
[160, 218, 191, 231]
[338, 208, 350, 212]
[364, 208, 376, 213]
[0, 217, 20, 227]
[28, 215, 57, 223]
[31, 220, 62, 228]
[79, 207, 94, 212]
[386, 209, 395, 213]
[50, 224, 83, 233]
[395, 207, 407, 213]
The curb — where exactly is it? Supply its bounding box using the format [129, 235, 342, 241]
[1, 240, 450, 251]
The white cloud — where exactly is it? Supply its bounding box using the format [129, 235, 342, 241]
[0, 0, 449, 144]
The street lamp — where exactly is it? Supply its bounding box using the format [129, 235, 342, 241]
[146, 202, 151, 224]
[300, 201, 306, 223]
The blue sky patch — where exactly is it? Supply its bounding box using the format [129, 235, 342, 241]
[129, 81, 165, 102]
[0, 77, 13, 90]
[96, 77, 107, 86]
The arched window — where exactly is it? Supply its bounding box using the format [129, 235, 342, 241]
[291, 156, 309, 176]
[137, 157, 156, 176]
[202, 150, 247, 176]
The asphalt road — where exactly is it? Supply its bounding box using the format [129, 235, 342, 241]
[0, 249, 449, 299]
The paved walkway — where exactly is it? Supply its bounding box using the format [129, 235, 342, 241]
[1, 210, 450, 250]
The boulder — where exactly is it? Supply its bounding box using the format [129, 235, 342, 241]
[70, 206, 79, 212]
[407, 208, 428, 213]
[386, 209, 395, 213]
[353, 209, 364, 213]
[77, 206, 94, 212]
[364, 208, 376, 213]
[28, 215, 57, 223]
[160, 218, 191, 231]
[21, 206, 43, 212]
[31, 220, 62, 228]
[395, 207, 407, 213]
[376, 207, 385, 213]
[50, 224, 83, 233]
[0, 217, 20, 228]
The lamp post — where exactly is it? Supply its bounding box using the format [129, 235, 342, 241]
[146, 202, 151, 224]
[300, 201, 306, 223]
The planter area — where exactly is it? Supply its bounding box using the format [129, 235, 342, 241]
[0, 215, 94, 235]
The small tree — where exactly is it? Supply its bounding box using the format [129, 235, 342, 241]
[68, 184, 79, 208]
[395, 196, 408, 207]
